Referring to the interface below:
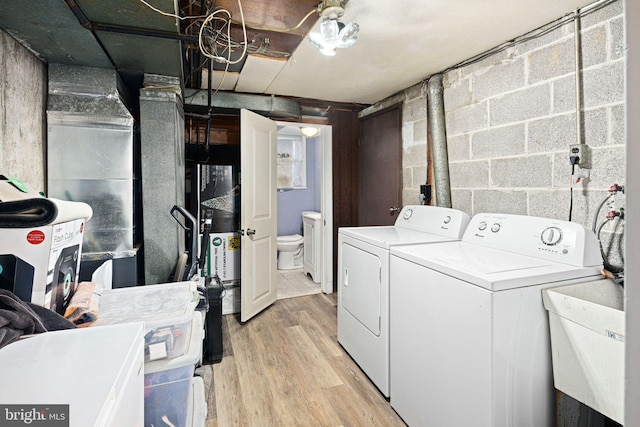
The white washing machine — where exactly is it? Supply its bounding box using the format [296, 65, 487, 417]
[338, 205, 470, 397]
[389, 213, 604, 427]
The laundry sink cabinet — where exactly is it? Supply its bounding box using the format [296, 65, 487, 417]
[542, 279, 625, 425]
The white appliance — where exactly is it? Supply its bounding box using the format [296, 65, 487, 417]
[0, 322, 145, 427]
[302, 211, 322, 283]
[389, 213, 603, 427]
[337, 205, 470, 397]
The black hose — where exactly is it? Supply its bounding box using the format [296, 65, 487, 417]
[596, 217, 624, 275]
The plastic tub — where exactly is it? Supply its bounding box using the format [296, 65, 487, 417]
[144, 311, 203, 427]
[94, 281, 200, 361]
[187, 376, 207, 427]
[542, 279, 624, 425]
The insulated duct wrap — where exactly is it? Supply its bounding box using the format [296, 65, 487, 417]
[427, 74, 452, 208]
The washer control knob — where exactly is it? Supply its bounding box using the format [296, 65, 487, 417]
[491, 223, 501, 233]
[403, 208, 413, 220]
[541, 226, 563, 246]
[478, 221, 487, 231]
[443, 215, 451, 224]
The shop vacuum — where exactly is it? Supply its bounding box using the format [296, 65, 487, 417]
[170, 205, 223, 363]
[200, 209, 223, 363]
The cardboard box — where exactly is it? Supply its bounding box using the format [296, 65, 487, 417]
[206, 232, 240, 281]
[0, 218, 86, 314]
[221, 281, 241, 315]
[198, 164, 239, 233]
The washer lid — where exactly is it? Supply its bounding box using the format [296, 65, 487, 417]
[340, 225, 459, 249]
[391, 241, 603, 291]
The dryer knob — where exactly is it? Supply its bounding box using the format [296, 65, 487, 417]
[491, 223, 501, 233]
[443, 215, 451, 224]
[478, 221, 487, 231]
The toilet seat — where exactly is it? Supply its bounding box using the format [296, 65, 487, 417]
[277, 234, 303, 244]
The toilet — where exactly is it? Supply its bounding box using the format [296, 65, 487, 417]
[276, 234, 304, 270]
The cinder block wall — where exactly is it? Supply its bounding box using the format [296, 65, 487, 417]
[444, 1, 624, 226]
[0, 30, 47, 191]
[363, 0, 625, 268]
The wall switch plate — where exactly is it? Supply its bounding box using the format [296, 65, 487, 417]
[569, 144, 590, 168]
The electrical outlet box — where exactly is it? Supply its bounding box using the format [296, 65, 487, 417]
[420, 184, 432, 204]
[569, 144, 589, 168]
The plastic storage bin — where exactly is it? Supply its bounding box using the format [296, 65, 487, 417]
[94, 281, 200, 361]
[144, 311, 204, 427]
[187, 376, 207, 427]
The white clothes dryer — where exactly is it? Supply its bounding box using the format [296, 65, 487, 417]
[389, 213, 603, 427]
[337, 205, 470, 397]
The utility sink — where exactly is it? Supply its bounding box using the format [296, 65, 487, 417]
[542, 279, 625, 425]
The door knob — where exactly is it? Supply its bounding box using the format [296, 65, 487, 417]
[247, 228, 256, 236]
[389, 207, 400, 215]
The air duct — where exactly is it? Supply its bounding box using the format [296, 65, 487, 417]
[427, 74, 452, 208]
[184, 89, 301, 120]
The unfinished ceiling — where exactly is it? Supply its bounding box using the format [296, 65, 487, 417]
[0, 0, 602, 105]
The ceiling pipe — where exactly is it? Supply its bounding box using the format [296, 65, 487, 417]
[63, 0, 196, 43]
[62, 0, 117, 67]
[184, 89, 301, 120]
[574, 10, 584, 146]
[426, 74, 452, 208]
[92, 23, 198, 43]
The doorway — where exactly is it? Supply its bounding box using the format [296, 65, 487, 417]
[275, 122, 333, 296]
[359, 104, 403, 226]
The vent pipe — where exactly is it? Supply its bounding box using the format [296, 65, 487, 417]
[427, 74, 452, 208]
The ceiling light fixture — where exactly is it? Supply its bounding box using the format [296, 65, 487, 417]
[308, 0, 359, 56]
[301, 127, 320, 138]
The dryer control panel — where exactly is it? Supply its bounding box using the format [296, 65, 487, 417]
[394, 205, 470, 239]
[463, 213, 602, 267]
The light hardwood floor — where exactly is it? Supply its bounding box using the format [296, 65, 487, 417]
[199, 293, 406, 427]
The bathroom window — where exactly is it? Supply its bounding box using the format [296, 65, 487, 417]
[277, 134, 306, 190]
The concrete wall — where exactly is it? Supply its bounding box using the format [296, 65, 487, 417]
[443, 1, 624, 224]
[363, 1, 625, 267]
[0, 30, 47, 191]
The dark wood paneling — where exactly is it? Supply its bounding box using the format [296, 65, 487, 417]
[185, 113, 240, 146]
[216, 0, 318, 37]
[330, 109, 360, 291]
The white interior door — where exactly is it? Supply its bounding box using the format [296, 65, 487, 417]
[240, 109, 278, 322]
[321, 126, 333, 294]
